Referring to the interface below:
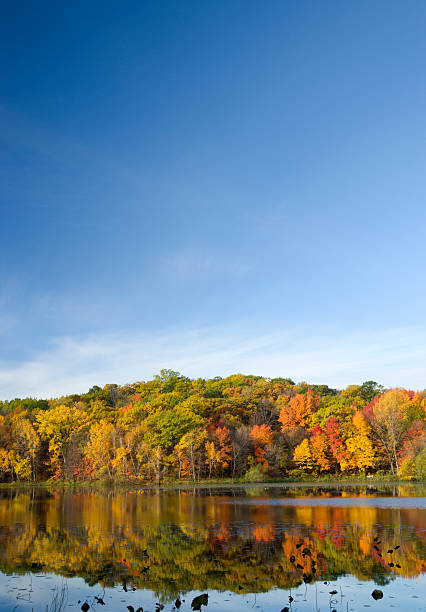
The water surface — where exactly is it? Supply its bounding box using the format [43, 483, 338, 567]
[0, 484, 424, 611]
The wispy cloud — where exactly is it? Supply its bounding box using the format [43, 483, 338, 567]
[161, 248, 253, 280]
[0, 324, 425, 399]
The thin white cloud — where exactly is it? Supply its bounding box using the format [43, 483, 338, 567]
[161, 248, 253, 280]
[0, 324, 425, 399]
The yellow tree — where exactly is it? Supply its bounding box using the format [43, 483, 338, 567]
[0, 414, 32, 481]
[0, 449, 13, 481]
[175, 429, 207, 482]
[205, 440, 218, 478]
[367, 389, 411, 473]
[0, 416, 13, 481]
[345, 411, 375, 472]
[111, 446, 130, 478]
[11, 416, 40, 481]
[36, 404, 90, 478]
[85, 420, 117, 478]
[125, 425, 145, 478]
[293, 438, 314, 472]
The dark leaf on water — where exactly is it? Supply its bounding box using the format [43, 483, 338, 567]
[81, 604, 90, 612]
[371, 589, 383, 600]
[175, 598, 182, 609]
[191, 593, 208, 610]
[280, 608, 289, 612]
[288, 595, 293, 603]
[127, 607, 134, 612]
[329, 590, 338, 595]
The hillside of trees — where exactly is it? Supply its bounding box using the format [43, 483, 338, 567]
[0, 371, 425, 483]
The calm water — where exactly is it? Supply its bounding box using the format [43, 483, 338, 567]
[0, 484, 424, 612]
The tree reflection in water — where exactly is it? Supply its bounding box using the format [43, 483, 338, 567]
[0, 486, 424, 601]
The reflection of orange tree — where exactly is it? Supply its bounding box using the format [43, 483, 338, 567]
[251, 506, 275, 543]
[0, 491, 424, 600]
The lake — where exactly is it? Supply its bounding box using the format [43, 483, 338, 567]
[0, 484, 424, 611]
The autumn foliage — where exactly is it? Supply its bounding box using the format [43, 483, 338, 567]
[0, 371, 424, 482]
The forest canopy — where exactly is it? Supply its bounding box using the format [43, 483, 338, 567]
[0, 371, 425, 483]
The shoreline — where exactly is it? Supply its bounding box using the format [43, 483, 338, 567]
[0, 477, 424, 491]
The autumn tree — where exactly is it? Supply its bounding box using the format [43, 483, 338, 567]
[85, 421, 118, 479]
[125, 425, 145, 478]
[366, 389, 411, 473]
[205, 441, 219, 478]
[310, 425, 330, 472]
[324, 417, 346, 471]
[10, 414, 40, 480]
[36, 404, 90, 478]
[250, 424, 273, 467]
[345, 411, 375, 472]
[293, 438, 313, 472]
[279, 390, 319, 433]
[0, 416, 13, 481]
[141, 407, 203, 451]
[229, 426, 251, 478]
[215, 426, 232, 471]
[398, 421, 426, 463]
[205, 426, 232, 478]
[175, 429, 207, 481]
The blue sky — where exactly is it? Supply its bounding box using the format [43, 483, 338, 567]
[1, 1, 426, 398]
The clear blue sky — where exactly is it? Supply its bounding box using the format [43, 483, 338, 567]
[1, 1, 426, 397]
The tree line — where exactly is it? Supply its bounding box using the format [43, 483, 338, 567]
[0, 371, 425, 482]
